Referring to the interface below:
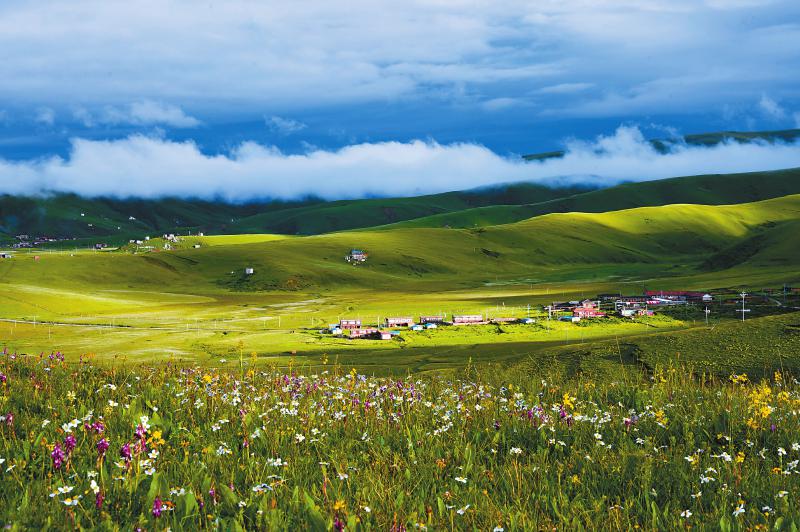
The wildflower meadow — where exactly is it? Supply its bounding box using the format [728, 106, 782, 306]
[1, 350, 800, 530]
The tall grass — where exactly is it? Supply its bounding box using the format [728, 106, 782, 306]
[1, 351, 799, 529]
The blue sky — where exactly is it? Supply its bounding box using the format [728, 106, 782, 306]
[1, 0, 799, 198]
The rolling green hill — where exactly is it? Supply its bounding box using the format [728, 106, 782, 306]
[0, 182, 590, 244]
[3, 193, 799, 296]
[385, 167, 800, 230]
[226, 182, 587, 235]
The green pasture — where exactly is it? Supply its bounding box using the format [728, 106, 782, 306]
[0, 192, 798, 372]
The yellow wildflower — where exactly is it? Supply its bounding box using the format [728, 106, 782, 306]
[562, 392, 575, 411]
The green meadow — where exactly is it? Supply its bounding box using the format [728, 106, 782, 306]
[1, 167, 800, 530]
[1, 188, 798, 375]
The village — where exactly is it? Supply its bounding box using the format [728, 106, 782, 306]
[321, 288, 800, 340]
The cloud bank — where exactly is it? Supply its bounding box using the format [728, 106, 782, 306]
[0, 0, 798, 121]
[1, 127, 799, 201]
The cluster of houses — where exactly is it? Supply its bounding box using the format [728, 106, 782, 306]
[328, 313, 537, 340]
[549, 290, 716, 322]
[10, 234, 65, 248]
[127, 232, 206, 252]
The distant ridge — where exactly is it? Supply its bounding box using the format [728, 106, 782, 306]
[384, 167, 800, 230]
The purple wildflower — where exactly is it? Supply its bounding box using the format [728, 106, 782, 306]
[97, 438, 110, 457]
[63, 434, 77, 454]
[0, 373, 6, 384]
[120, 442, 132, 463]
[95, 491, 105, 509]
[51, 442, 66, 469]
[152, 496, 164, 517]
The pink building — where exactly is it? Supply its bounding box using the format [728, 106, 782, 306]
[573, 300, 606, 319]
[385, 317, 415, 327]
[350, 328, 378, 339]
[452, 315, 484, 324]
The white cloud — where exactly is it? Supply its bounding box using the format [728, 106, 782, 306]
[72, 100, 200, 128]
[35, 107, 55, 126]
[266, 116, 307, 135]
[1, 127, 799, 201]
[758, 95, 787, 120]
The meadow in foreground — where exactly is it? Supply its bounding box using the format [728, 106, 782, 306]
[1, 351, 800, 530]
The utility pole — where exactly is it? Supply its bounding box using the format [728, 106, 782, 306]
[704, 306, 710, 326]
[737, 292, 750, 322]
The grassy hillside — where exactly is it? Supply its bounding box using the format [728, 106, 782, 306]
[0, 182, 589, 243]
[0, 193, 296, 243]
[3, 194, 798, 298]
[386, 167, 800, 230]
[528, 311, 800, 378]
[0, 194, 797, 365]
[227, 182, 587, 235]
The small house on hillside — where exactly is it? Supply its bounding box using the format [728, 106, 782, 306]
[339, 319, 362, 330]
[452, 314, 484, 325]
[385, 317, 415, 327]
[379, 331, 393, 340]
[244, 267, 254, 275]
[420, 315, 446, 324]
[345, 249, 369, 264]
